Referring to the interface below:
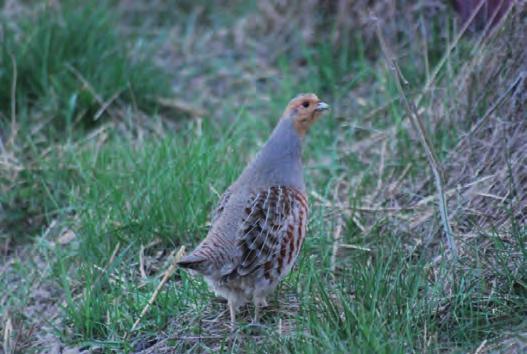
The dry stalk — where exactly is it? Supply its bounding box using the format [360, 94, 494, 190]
[376, 24, 458, 259]
[65, 64, 104, 105]
[139, 244, 147, 279]
[94, 90, 123, 121]
[8, 53, 17, 148]
[340, 244, 371, 252]
[156, 97, 208, 118]
[458, 72, 525, 146]
[65, 63, 120, 121]
[329, 178, 354, 276]
[330, 213, 345, 275]
[387, 162, 412, 196]
[3, 315, 13, 354]
[90, 242, 121, 291]
[473, 339, 488, 354]
[375, 139, 387, 195]
[126, 245, 186, 339]
[415, 0, 487, 106]
[470, 0, 515, 62]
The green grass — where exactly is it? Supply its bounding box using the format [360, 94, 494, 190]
[1, 1, 526, 353]
[0, 0, 169, 133]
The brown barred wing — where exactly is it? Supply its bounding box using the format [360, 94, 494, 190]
[233, 186, 308, 281]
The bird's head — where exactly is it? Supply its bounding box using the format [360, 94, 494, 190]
[282, 93, 330, 136]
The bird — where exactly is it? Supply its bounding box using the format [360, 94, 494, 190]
[177, 93, 329, 327]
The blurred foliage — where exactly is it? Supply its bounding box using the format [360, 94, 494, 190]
[0, 0, 169, 130]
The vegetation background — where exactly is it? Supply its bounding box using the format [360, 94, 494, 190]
[1, 0, 525, 352]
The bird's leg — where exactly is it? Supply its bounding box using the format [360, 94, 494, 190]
[253, 304, 260, 324]
[228, 300, 236, 329]
[252, 297, 267, 324]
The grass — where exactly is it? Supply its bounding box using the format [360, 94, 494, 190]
[0, 0, 169, 133]
[1, 1, 526, 353]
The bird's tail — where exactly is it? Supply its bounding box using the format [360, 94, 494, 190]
[177, 253, 207, 272]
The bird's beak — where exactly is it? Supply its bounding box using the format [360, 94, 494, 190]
[315, 101, 330, 112]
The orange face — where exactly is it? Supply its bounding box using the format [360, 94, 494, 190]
[283, 93, 330, 135]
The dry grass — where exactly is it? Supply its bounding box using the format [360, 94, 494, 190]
[344, 3, 526, 245]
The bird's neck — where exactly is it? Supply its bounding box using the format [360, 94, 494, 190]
[242, 118, 305, 190]
[264, 118, 303, 162]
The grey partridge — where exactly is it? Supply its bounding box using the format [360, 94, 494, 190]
[177, 93, 329, 326]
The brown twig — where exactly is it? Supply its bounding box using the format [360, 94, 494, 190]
[94, 90, 123, 121]
[330, 213, 345, 275]
[339, 244, 371, 252]
[376, 24, 458, 259]
[352, 206, 419, 212]
[126, 245, 186, 339]
[3, 315, 14, 354]
[66, 64, 120, 121]
[157, 97, 208, 117]
[473, 339, 487, 354]
[139, 245, 147, 279]
[65, 64, 104, 105]
[329, 178, 355, 276]
[90, 242, 121, 291]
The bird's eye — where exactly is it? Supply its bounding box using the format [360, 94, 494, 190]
[302, 101, 310, 108]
